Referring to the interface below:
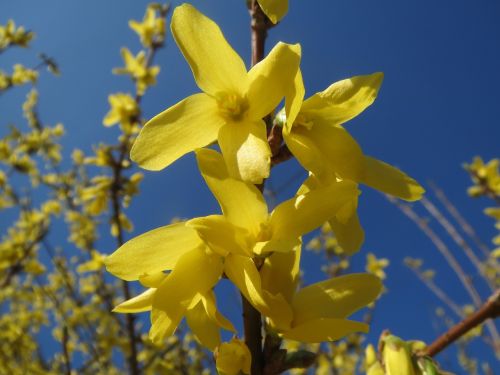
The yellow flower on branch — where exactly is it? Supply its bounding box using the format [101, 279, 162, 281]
[257, 0, 288, 24]
[106, 148, 359, 343]
[113, 48, 159, 95]
[131, 3, 301, 183]
[260, 247, 382, 342]
[129, 7, 166, 47]
[103, 93, 139, 128]
[284, 71, 424, 253]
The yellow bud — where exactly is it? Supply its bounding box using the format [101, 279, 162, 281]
[383, 335, 416, 375]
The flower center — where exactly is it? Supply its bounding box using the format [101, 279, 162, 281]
[216, 92, 249, 121]
[294, 113, 314, 130]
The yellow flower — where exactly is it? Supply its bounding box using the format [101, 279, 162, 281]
[103, 93, 139, 127]
[131, 3, 301, 184]
[106, 148, 358, 342]
[129, 7, 166, 47]
[215, 338, 251, 375]
[257, 0, 288, 24]
[260, 247, 382, 342]
[365, 252, 389, 280]
[11, 64, 38, 85]
[113, 48, 160, 95]
[0, 20, 33, 49]
[284, 71, 424, 253]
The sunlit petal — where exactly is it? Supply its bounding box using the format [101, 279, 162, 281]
[270, 181, 359, 240]
[246, 42, 301, 120]
[171, 3, 248, 95]
[195, 148, 268, 236]
[360, 156, 425, 201]
[105, 222, 202, 281]
[292, 274, 382, 326]
[131, 93, 222, 171]
[113, 288, 156, 313]
[257, 0, 289, 24]
[283, 318, 369, 343]
[301, 73, 383, 126]
[187, 215, 253, 257]
[218, 120, 271, 184]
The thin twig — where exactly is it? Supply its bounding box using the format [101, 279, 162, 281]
[389, 197, 500, 350]
[429, 182, 491, 258]
[420, 196, 496, 291]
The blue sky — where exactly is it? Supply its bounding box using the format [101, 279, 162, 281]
[1, 0, 499, 372]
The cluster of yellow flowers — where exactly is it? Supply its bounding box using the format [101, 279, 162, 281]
[105, 3, 424, 373]
[0, 19, 33, 51]
[465, 157, 500, 259]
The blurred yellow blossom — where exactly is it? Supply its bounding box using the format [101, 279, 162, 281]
[215, 338, 251, 375]
[113, 48, 160, 95]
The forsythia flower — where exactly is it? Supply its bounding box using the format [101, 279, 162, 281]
[131, 3, 301, 184]
[260, 247, 382, 342]
[257, 0, 288, 24]
[129, 7, 166, 47]
[106, 148, 358, 343]
[215, 338, 251, 375]
[103, 93, 139, 127]
[113, 48, 160, 95]
[11, 64, 38, 85]
[365, 253, 389, 280]
[0, 20, 33, 49]
[284, 71, 424, 253]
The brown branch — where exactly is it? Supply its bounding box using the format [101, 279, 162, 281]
[242, 295, 265, 375]
[425, 290, 500, 357]
[62, 326, 71, 375]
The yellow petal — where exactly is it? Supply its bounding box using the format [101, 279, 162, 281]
[139, 272, 168, 288]
[186, 298, 221, 350]
[150, 247, 223, 343]
[153, 246, 223, 306]
[292, 273, 382, 326]
[257, 0, 288, 24]
[260, 244, 301, 304]
[283, 318, 369, 343]
[131, 93, 222, 171]
[328, 211, 365, 255]
[195, 148, 268, 236]
[187, 215, 253, 257]
[301, 73, 383, 126]
[246, 42, 301, 120]
[284, 69, 305, 133]
[218, 120, 271, 184]
[105, 222, 202, 281]
[170, 4, 248, 95]
[224, 254, 293, 330]
[270, 181, 359, 240]
[113, 288, 155, 313]
[285, 120, 365, 181]
[201, 290, 236, 333]
[360, 156, 425, 201]
[252, 237, 301, 255]
[150, 304, 186, 344]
